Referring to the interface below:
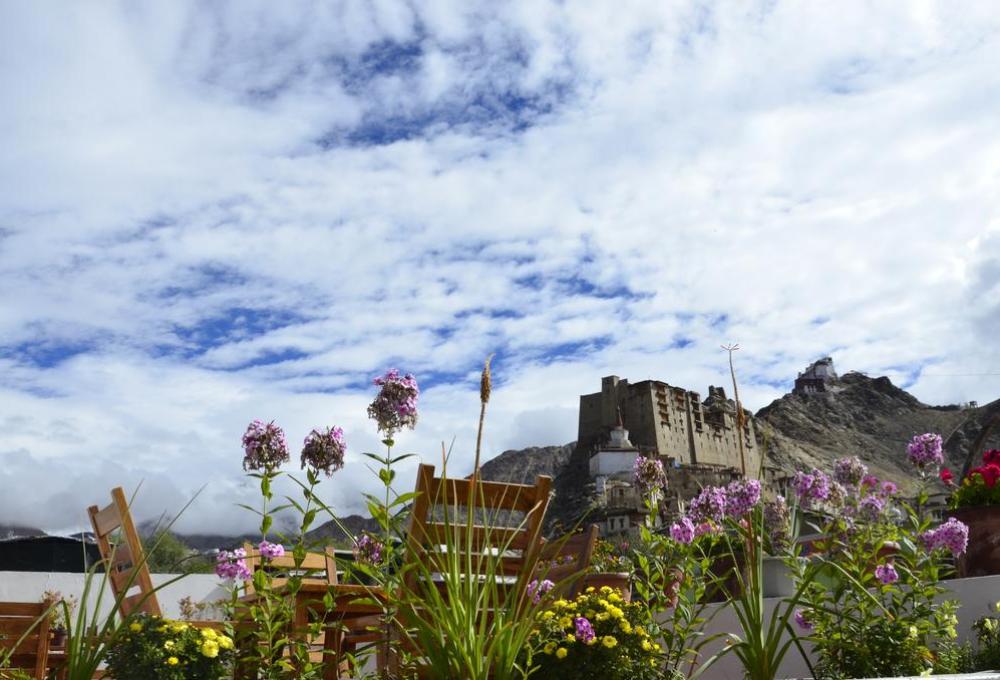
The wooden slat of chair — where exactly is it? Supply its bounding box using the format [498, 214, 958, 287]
[0, 600, 52, 680]
[536, 524, 599, 598]
[87, 487, 161, 619]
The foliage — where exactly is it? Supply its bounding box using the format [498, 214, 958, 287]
[966, 602, 1000, 671]
[947, 449, 1000, 509]
[524, 586, 664, 680]
[591, 538, 632, 573]
[104, 614, 233, 679]
[794, 443, 966, 679]
[143, 530, 214, 574]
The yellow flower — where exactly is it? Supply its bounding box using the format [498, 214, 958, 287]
[602, 635, 618, 649]
[595, 612, 609, 622]
[650, 659, 658, 667]
[171, 623, 188, 633]
[642, 639, 652, 651]
[908, 626, 919, 640]
[585, 609, 596, 618]
[217, 635, 234, 650]
[565, 634, 576, 644]
[129, 623, 143, 632]
[164, 641, 175, 650]
[200, 627, 217, 639]
[619, 620, 632, 634]
[600, 586, 612, 595]
[554, 599, 569, 609]
[994, 600, 1000, 612]
[558, 616, 572, 629]
[635, 625, 648, 637]
[543, 642, 556, 655]
[541, 611, 555, 621]
[166, 657, 179, 666]
[654, 643, 662, 652]
[555, 647, 568, 659]
[585, 587, 595, 593]
[201, 640, 219, 658]
[608, 593, 622, 603]
[598, 599, 610, 608]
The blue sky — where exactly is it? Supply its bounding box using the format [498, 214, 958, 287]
[1, 2, 999, 533]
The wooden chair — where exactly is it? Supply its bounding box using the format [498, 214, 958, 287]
[535, 524, 599, 599]
[385, 463, 553, 676]
[87, 487, 162, 619]
[0, 601, 54, 680]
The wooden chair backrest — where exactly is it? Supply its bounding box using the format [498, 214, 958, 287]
[536, 524, 599, 598]
[87, 486, 161, 619]
[0, 600, 53, 680]
[242, 544, 338, 597]
[403, 464, 552, 597]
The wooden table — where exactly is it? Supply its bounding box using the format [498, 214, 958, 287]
[235, 583, 386, 680]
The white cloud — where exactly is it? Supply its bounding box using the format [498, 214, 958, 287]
[1, 1, 998, 533]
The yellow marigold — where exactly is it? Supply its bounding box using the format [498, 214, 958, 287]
[642, 639, 652, 651]
[164, 641, 175, 650]
[595, 612, 609, 622]
[610, 607, 624, 620]
[129, 623, 143, 632]
[608, 593, 622, 603]
[585, 587, 595, 593]
[201, 640, 219, 658]
[166, 657, 179, 666]
[217, 635, 234, 650]
[585, 609, 596, 618]
[543, 642, 556, 655]
[171, 623, 188, 633]
[653, 643, 662, 652]
[565, 634, 576, 643]
[555, 647, 568, 659]
[619, 620, 632, 634]
[541, 611, 555, 620]
[600, 586, 612, 594]
[200, 627, 217, 639]
[635, 625, 647, 637]
[598, 599, 610, 608]
[554, 599, 569, 609]
[602, 635, 617, 649]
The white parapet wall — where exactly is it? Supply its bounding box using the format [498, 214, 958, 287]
[676, 575, 1000, 680]
[0, 571, 230, 621]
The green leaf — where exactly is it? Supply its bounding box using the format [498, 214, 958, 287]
[261, 514, 273, 534]
[379, 467, 396, 486]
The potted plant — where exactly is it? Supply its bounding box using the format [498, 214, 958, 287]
[581, 539, 632, 601]
[943, 448, 1000, 577]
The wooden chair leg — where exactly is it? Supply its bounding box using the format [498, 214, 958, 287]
[323, 626, 343, 680]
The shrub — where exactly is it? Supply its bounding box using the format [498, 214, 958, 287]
[524, 586, 664, 680]
[104, 614, 233, 680]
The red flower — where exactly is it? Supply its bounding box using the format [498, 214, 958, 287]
[984, 449, 1000, 466]
[972, 463, 1000, 488]
[940, 468, 954, 486]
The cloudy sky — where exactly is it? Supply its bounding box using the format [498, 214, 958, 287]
[2, 2, 999, 534]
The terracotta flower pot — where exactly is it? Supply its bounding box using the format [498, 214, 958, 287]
[947, 506, 1000, 577]
[581, 572, 631, 602]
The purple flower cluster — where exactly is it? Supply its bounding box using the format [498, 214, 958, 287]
[259, 540, 285, 560]
[794, 609, 814, 631]
[793, 469, 831, 509]
[764, 496, 790, 551]
[724, 479, 762, 518]
[527, 578, 555, 604]
[670, 517, 695, 545]
[242, 420, 290, 472]
[921, 517, 969, 557]
[633, 456, 667, 494]
[353, 534, 384, 566]
[880, 481, 898, 497]
[907, 432, 944, 470]
[367, 369, 419, 436]
[688, 485, 727, 523]
[834, 456, 868, 487]
[215, 547, 251, 581]
[858, 494, 886, 522]
[874, 562, 899, 585]
[574, 616, 596, 644]
[300, 426, 347, 476]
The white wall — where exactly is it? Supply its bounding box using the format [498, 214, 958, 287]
[0, 571, 230, 621]
[677, 575, 1000, 680]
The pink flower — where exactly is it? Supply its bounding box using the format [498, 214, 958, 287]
[367, 369, 419, 436]
[921, 517, 969, 557]
[242, 420, 290, 472]
[300, 426, 347, 476]
[527, 579, 554, 604]
[794, 609, 813, 631]
[259, 540, 285, 560]
[907, 432, 944, 471]
[875, 563, 899, 585]
[669, 517, 695, 544]
[215, 548, 251, 581]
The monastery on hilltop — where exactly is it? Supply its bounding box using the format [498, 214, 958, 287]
[578, 374, 784, 538]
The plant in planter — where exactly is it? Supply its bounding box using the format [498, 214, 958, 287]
[584, 539, 633, 601]
[965, 600, 1000, 671]
[793, 441, 969, 679]
[40, 590, 76, 647]
[943, 448, 1000, 577]
[523, 586, 665, 680]
[104, 613, 234, 679]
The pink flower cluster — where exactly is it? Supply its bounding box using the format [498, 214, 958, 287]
[353, 534, 384, 566]
[907, 432, 944, 470]
[527, 578, 555, 604]
[300, 426, 347, 476]
[834, 456, 868, 487]
[921, 517, 969, 557]
[215, 547, 251, 581]
[687, 485, 727, 523]
[242, 419, 290, 472]
[793, 469, 831, 509]
[633, 456, 667, 494]
[874, 562, 899, 585]
[669, 516, 695, 544]
[858, 495, 886, 522]
[367, 369, 419, 436]
[724, 479, 761, 518]
[259, 540, 285, 560]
